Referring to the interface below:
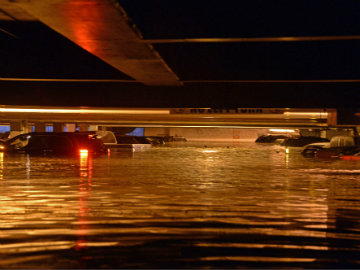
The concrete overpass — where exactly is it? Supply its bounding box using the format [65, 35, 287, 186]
[0, 0, 360, 110]
[0, 0, 181, 86]
[0, 105, 336, 131]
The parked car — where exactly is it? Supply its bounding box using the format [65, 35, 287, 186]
[281, 136, 329, 147]
[302, 135, 360, 158]
[76, 131, 152, 152]
[255, 134, 292, 143]
[301, 142, 330, 157]
[145, 136, 166, 145]
[114, 135, 152, 151]
[3, 132, 107, 155]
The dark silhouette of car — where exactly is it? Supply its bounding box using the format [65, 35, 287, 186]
[255, 134, 291, 143]
[302, 136, 360, 158]
[281, 136, 329, 147]
[301, 142, 330, 157]
[3, 132, 107, 155]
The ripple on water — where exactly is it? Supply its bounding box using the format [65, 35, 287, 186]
[0, 142, 360, 268]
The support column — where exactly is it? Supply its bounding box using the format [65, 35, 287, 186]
[356, 126, 360, 136]
[327, 109, 337, 126]
[10, 121, 23, 132]
[65, 124, 76, 132]
[53, 123, 65, 132]
[9, 120, 30, 138]
[78, 124, 89, 132]
[34, 122, 46, 132]
[89, 125, 98, 131]
[320, 130, 327, 139]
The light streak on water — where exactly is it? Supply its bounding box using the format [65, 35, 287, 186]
[0, 142, 359, 268]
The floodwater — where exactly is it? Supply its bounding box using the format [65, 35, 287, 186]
[0, 142, 360, 269]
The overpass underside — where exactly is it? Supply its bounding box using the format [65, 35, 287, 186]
[1, 0, 360, 110]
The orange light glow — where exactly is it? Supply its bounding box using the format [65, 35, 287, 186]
[0, 107, 169, 115]
[80, 149, 89, 154]
[77, 147, 93, 251]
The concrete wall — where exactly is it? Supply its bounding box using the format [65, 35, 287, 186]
[300, 128, 356, 139]
[145, 127, 267, 142]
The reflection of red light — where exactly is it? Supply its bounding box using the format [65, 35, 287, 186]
[75, 239, 86, 251]
[341, 155, 360, 160]
[77, 148, 93, 251]
[79, 149, 89, 178]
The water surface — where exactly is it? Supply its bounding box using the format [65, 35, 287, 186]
[0, 142, 360, 268]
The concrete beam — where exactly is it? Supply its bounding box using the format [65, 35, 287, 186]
[53, 123, 65, 132]
[0, 1, 35, 21]
[3, 0, 182, 86]
[0, 106, 335, 128]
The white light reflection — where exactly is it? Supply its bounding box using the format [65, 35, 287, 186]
[283, 112, 328, 118]
[285, 148, 289, 169]
[26, 154, 30, 179]
[270, 129, 296, 133]
[202, 150, 218, 153]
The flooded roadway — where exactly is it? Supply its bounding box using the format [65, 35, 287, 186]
[0, 142, 360, 269]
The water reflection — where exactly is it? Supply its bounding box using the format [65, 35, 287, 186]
[76, 150, 92, 251]
[26, 154, 30, 179]
[0, 142, 360, 268]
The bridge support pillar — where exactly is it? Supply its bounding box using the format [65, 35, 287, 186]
[356, 126, 360, 136]
[9, 120, 30, 138]
[65, 124, 76, 132]
[53, 123, 65, 132]
[78, 124, 89, 131]
[89, 125, 97, 131]
[34, 122, 46, 132]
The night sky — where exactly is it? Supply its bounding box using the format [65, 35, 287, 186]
[1, 0, 360, 108]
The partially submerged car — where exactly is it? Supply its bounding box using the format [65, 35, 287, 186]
[114, 135, 152, 151]
[301, 142, 330, 157]
[302, 135, 360, 158]
[255, 134, 292, 143]
[281, 136, 329, 147]
[3, 132, 107, 155]
[82, 131, 152, 152]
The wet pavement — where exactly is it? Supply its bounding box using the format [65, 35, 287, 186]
[0, 142, 360, 268]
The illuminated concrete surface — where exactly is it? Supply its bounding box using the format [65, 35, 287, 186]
[0, 106, 335, 128]
[0, 0, 181, 86]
